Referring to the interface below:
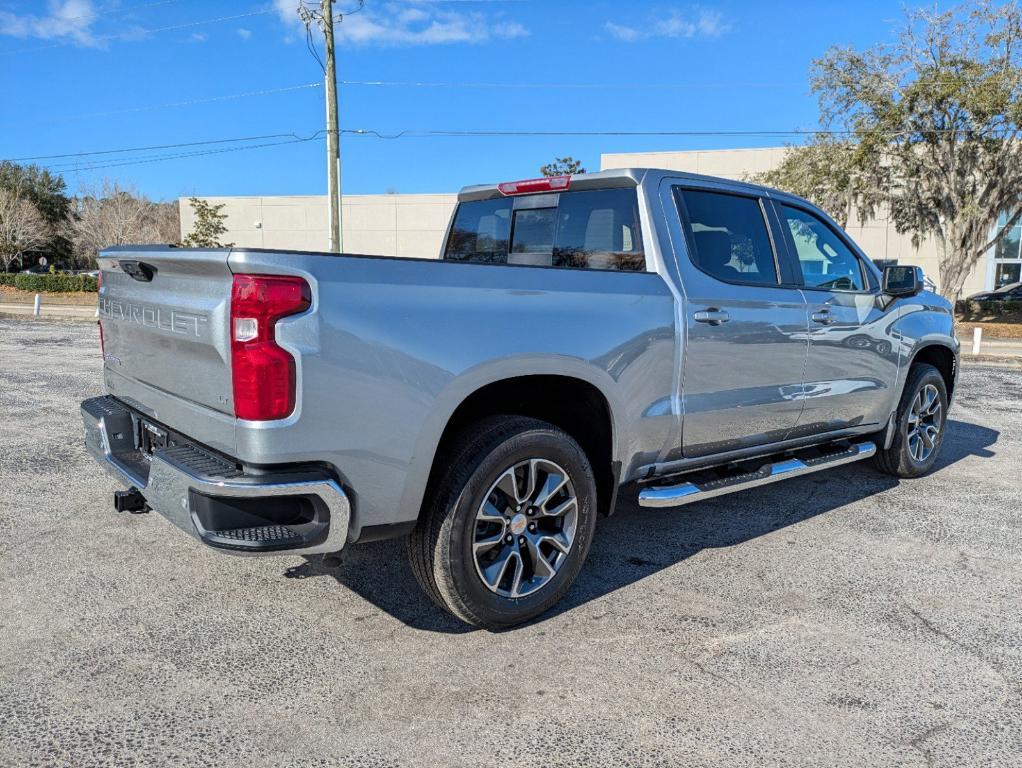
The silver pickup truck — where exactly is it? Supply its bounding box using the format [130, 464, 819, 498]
[81, 168, 959, 628]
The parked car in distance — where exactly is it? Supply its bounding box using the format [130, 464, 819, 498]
[80, 168, 960, 628]
[967, 281, 1022, 302]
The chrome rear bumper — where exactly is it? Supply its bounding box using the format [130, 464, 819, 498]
[81, 396, 350, 555]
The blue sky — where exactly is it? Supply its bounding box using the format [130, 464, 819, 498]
[0, 0, 938, 200]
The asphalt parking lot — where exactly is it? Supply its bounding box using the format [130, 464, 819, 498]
[1, 316, 1020, 767]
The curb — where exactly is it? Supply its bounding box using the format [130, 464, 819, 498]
[0, 310, 98, 323]
[960, 353, 1022, 367]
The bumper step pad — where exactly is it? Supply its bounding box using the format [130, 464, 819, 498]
[206, 525, 306, 549]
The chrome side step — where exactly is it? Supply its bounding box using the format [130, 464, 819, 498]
[638, 441, 877, 509]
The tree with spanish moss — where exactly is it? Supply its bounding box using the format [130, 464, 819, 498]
[754, 2, 1022, 300]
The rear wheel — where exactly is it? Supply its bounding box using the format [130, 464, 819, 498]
[407, 416, 597, 629]
[874, 363, 948, 478]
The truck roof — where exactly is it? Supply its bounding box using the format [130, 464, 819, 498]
[458, 167, 779, 202]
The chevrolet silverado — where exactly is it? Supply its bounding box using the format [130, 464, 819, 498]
[81, 169, 959, 628]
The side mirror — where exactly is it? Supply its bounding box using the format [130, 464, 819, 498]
[882, 265, 923, 297]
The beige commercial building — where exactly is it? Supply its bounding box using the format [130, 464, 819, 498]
[178, 193, 457, 259]
[181, 146, 1021, 296]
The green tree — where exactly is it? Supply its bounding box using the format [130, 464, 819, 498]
[761, 2, 1022, 300]
[0, 161, 70, 263]
[539, 156, 586, 177]
[181, 197, 232, 248]
[750, 137, 873, 229]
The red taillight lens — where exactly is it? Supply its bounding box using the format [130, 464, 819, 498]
[230, 274, 311, 421]
[497, 175, 571, 196]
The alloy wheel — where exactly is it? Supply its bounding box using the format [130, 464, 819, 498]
[907, 383, 942, 462]
[472, 458, 578, 598]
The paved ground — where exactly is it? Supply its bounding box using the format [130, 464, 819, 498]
[1, 317, 1020, 767]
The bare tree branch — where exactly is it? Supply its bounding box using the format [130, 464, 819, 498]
[0, 187, 50, 272]
[65, 180, 180, 268]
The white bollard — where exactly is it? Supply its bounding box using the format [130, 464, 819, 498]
[972, 326, 982, 355]
[33, 293, 41, 316]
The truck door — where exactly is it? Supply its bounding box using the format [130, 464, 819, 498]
[772, 201, 900, 435]
[664, 181, 809, 458]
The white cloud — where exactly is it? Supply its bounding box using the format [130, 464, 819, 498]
[0, 0, 100, 46]
[273, 0, 529, 46]
[189, 31, 207, 43]
[605, 8, 729, 42]
[237, 27, 252, 40]
[604, 21, 641, 43]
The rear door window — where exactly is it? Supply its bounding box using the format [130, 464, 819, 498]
[675, 188, 779, 286]
[443, 188, 645, 271]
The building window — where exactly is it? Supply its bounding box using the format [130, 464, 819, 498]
[996, 262, 1021, 287]
[991, 212, 1022, 288]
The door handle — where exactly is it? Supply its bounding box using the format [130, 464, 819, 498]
[694, 308, 731, 326]
[811, 308, 835, 325]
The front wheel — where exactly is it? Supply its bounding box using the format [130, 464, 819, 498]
[407, 416, 598, 629]
[874, 363, 948, 478]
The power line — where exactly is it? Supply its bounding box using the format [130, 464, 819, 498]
[10, 124, 1020, 175]
[8, 131, 325, 162]
[337, 79, 805, 90]
[44, 136, 323, 174]
[337, 77, 1018, 91]
[344, 127, 1022, 139]
[11, 124, 1016, 163]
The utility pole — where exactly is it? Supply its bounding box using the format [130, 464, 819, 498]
[321, 0, 342, 252]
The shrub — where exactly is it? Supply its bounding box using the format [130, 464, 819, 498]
[955, 299, 1022, 323]
[0, 273, 98, 292]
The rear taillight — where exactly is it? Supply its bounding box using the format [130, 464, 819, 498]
[230, 274, 311, 421]
[497, 175, 571, 196]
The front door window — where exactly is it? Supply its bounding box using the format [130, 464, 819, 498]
[780, 205, 866, 292]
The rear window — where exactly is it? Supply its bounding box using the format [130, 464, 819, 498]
[443, 188, 645, 271]
[444, 198, 512, 265]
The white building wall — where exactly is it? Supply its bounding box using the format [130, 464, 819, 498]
[179, 193, 458, 259]
[181, 146, 1003, 295]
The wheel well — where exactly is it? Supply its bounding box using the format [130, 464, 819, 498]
[429, 375, 617, 516]
[911, 345, 956, 399]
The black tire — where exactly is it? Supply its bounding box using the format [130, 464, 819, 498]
[874, 363, 948, 478]
[407, 416, 598, 629]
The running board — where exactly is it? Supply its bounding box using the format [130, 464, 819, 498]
[638, 441, 877, 509]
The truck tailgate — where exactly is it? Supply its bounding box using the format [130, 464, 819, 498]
[98, 247, 236, 454]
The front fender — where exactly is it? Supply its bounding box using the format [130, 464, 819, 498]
[888, 292, 959, 405]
